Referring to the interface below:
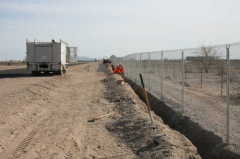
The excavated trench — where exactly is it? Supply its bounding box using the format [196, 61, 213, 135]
[102, 73, 202, 159]
[125, 78, 240, 159]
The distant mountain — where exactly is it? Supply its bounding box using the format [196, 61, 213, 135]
[77, 56, 95, 61]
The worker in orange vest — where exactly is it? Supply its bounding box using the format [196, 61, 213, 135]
[113, 64, 125, 75]
[118, 64, 124, 74]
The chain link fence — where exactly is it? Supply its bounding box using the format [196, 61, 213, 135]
[113, 42, 240, 146]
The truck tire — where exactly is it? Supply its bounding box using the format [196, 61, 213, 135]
[62, 65, 66, 74]
[55, 71, 62, 75]
[63, 69, 66, 74]
[32, 71, 39, 75]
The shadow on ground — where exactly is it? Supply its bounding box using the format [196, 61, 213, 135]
[0, 68, 59, 79]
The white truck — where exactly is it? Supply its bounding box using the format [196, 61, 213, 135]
[66, 47, 78, 64]
[26, 40, 67, 75]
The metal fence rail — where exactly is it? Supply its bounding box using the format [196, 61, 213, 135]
[113, 42, 240, 145]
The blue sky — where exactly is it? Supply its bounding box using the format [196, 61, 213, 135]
[1, 0, 240, 60]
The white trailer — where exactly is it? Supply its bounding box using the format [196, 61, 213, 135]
[26, 40, 67, 75]
[66, 47, 78, 63]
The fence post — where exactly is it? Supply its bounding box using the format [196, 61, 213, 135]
[140, 54, 142, 85]
[181, 51, 185, 113]
[226, 45, 230, 144]
[201, 69, 203, 88]
[161, 51, 164, 100]
[125, 58, 128, 77]
[148, 53, 151, 91]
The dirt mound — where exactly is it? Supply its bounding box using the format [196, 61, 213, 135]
[103, 73, 202, 159]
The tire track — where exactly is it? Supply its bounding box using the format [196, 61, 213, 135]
[11, 129, 37, 159]
[5, 115, 52, 159]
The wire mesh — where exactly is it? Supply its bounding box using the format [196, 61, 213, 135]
[184, 45, 229, 143]
[113, 42, 240, 146]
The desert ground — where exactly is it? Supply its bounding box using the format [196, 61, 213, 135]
[0, 63, 201, 159]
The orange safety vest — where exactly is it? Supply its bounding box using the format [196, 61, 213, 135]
[118, 66, 124, 73]
[114, 65, 124, 74]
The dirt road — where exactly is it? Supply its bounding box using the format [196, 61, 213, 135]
[0, 63, 136, 159]
[0, 63, 201, 159]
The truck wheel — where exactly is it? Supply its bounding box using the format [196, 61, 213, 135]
[55, 71, 62, 75]
[32, 71, 39, 76]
